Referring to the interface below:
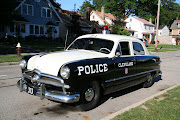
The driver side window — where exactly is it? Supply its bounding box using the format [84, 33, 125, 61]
[115, 42, 130, 56]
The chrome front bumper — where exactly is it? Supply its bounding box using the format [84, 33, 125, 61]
[17, 78, 80, 103]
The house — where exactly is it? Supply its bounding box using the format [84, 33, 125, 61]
[90, 6, 119, 29]
[158, 25, 169, 36]
[57, 8, 102, 42]
[0, 0, 63, 39]
[170, 18, 180, 36]
[125, 16, 155, 43]
[170, 18, 180, 44]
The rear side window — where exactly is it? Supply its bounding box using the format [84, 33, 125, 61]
[120, 42, 130, 55]
[133, 42, 145, 55]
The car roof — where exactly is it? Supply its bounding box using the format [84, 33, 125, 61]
[76, 34, 141, 43]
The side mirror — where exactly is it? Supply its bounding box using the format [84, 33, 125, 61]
[115, 52, 121, 57]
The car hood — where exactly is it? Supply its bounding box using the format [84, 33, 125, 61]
[27, 50, 107, 76]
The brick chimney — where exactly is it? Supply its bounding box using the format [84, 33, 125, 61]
[176, 17, 178, 20]
[149, 18, 152, 23]
[101, 6, 105, 20]
[86, 7, 91, 21]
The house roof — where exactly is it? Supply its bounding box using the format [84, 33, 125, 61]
[92, 10, 119, 21]
[91, 10, 120, 27]
[58, 9, 101, 32]
[170, 20, 180, 30]
[14, 0, 62, 22]
[49, 0, 60, 8]
[159, 25, 165, 29]
[13, 14, 29, 22]
[46, 21, 57, 26]
[132, 17, 155, 26]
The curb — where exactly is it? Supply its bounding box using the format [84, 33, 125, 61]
[0, 62, 19, 66]
[101, 83, 180, 120]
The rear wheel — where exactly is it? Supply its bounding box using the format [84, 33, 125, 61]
[76, 81, 100, 111]
[143, 73, 154, 88]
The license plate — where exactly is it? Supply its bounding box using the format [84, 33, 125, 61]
[27, 86, 36, 95]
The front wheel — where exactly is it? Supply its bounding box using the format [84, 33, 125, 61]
[143, 73, 154, 88]
[76, 81, 101, 111]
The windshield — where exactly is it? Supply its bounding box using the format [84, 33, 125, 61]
[68, 38, 114, 54]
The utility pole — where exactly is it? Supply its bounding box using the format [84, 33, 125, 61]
[155, 0, 161, 51]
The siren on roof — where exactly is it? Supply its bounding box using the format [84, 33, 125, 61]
[102, 26, 110, 34]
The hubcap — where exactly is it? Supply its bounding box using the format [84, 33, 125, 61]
[147, 74, 152, 83]
[85, 88, 94, 102]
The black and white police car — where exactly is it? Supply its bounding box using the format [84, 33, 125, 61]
[17, 34, 161, 111]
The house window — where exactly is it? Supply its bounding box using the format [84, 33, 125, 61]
[145, 26, 146, 29]
[30, 25, 45, 35]
[10, 23, 15, 32]
[21, 24, 25, 33]
[30, 25, 34, 34]
[16, 24, 21, 33]
[35, 26, 39, 34]
[130, 18, 132, 22]
[22, 4, 33, 16]
[40, 26, 44, 34]
[41, 7, 52, 18]
[93, 15, 95, 19]
[178, 23, 180, 28]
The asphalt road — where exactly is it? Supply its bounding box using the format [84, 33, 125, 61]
[0, 51, 180, 120]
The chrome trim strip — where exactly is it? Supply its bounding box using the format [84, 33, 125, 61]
[34, 70, 64, 84]
[23, 70, 70, 92]
[45, 91, 80, 103]
[105, 69, 160, 83]
[22, 71, 69, 95]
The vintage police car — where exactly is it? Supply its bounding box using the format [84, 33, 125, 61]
[17, 34, 161, 111]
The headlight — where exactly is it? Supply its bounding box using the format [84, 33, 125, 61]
[60, 66, 70, 79]
[19, 59, 27, 69]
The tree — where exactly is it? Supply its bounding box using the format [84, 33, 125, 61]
[79, 0, 180, 27]
[79, 0, 137, 20]
[135, 0, 180, 26]
[79, 0, 95, 17]
[111, 23, 130, 36]
[160, 0, 180, 26]
[92, 0, 137, 20]
[0, 0, 17, 25]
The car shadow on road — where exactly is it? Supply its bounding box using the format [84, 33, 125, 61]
[99, 75, 162, 106]
[36, 75, 162, 115]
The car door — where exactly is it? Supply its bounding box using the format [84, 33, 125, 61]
[112, 41, 137, 92]
[132, 41, 153, 83]
[133, 42, 151, 73]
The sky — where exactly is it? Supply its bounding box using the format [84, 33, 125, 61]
[56, 0, 180, 11]
[56, 0, 87, 11]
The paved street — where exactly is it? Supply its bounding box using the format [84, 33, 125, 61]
[0, 51, 180, 120]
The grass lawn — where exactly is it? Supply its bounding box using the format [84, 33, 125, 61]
[0, 43, 65, 55]
[148, 44, 180, 52]
[113, 85, 180, 120]
[23, 43, 65, 52]
[0, 55, 24, 63]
